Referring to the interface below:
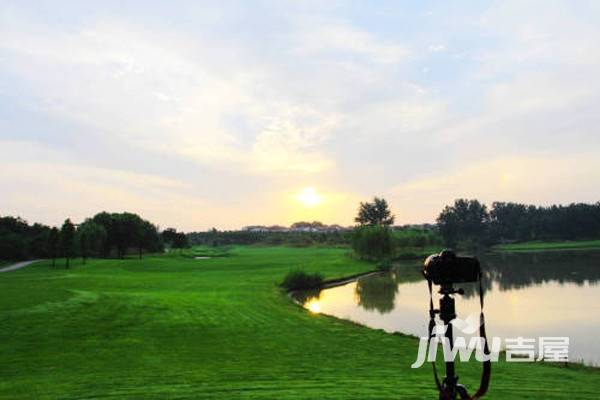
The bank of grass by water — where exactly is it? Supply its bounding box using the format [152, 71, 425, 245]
[0, 246, 597, 399]
[493, 239, 600, 252]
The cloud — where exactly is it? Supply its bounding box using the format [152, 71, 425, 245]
[391, 154, 600, 223]
[250, 107, 339, 174]
[428, 44, 446, 52]
[1, 15, 347, 177]
[291, 21, 409, 64]
[1, 1, 600, 229]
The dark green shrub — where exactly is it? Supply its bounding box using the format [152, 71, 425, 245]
[352, 225, 394, 260]
[280, 270, 324, 291]
[287, 235, 314, 247]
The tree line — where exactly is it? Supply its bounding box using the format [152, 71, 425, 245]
[188, 228, 352, 247]
[437, 199, 600, 247]
[5, 198, 596, 265]
[350, 197, 600, 261]
[0, 212, 190, 267]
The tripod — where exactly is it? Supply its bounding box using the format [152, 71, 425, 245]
[424, 251, 490, 399]
[437, 283, 469, 399]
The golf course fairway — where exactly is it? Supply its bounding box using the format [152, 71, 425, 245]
[0, 246, 597, 399]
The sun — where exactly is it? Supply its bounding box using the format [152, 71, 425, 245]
[295, 187, 322, 207]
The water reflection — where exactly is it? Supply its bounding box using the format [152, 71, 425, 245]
[456, 250, 600, 299]
[355, 275, 398, 314]
[484, 251, 600, 290]
[353, 265, 426, 314]
[293, 289, 321, 306]
[294, 250, 600, 365]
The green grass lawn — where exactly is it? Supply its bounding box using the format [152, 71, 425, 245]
[493, 239, 600, 252]
[0, 246, 597, 399]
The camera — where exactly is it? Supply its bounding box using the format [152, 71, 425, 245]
[423, 250, 480, 285]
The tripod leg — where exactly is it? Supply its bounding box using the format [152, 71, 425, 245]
[438, 389, 454, 400]
[456, 384, 470, 399]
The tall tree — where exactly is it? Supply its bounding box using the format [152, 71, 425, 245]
[77, 220, 106, 264]
[111, 213, 143, 259]
[437, 199, 490, 247]
[60, 219, 76, 269]
[0, 216, 30, 260]
[162, 228, 179, 248]
[78, 226, 89, 265]
[91, 212, 114, 257]
[162, 228, 188, 252]
[136, 220, 160, 259]
[29, 223, 51, 258]
[173, 232, 189, 251]
[48, 227, 60, 268]
[355, 197, 395, 226]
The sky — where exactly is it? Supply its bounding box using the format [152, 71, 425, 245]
[1, 1, 600, 231]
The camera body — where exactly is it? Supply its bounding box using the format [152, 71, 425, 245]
[423, 250, 480, 285]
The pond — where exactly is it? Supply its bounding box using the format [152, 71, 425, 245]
[294, 250, 600, 366]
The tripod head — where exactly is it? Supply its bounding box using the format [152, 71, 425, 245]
[439, 284, 464, 296]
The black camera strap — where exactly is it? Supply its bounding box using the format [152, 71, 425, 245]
[426, 275, 491, 399]
[472, 276, 491, 399]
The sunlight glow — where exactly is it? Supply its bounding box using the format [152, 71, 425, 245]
[305, 298, 321, 314]
[295, 187, 323, 208]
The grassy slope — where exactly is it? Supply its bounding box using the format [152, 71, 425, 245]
[493, 239, 600, 252]
[0, 247, 597, 399]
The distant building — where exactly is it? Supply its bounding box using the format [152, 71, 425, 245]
[266, 225, 289, 232]
[242, 225, 269, 232]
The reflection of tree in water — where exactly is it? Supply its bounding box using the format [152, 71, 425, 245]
[482, 250, 600, 291]
[392, 264, 424, 284]
[292, 289, 321, 305]
[451, 251, 600, 298]
[354, 274, 398, 314]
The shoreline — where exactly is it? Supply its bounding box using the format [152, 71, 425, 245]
[491, 239, 600, 252]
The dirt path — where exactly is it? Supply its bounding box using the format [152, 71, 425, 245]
[0, 260, 40, 273]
